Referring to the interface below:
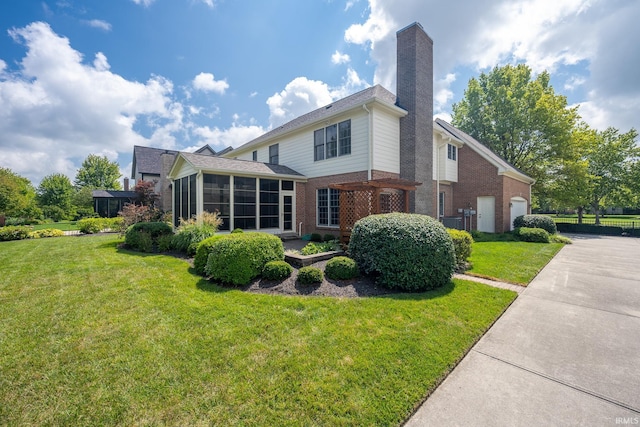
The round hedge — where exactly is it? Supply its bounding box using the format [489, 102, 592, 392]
[262, 260, 293, 280]
[194, 234, 231, 275]
[325, 256, 359, 280]
[297, 266, 324, 285]
[513, 214, 557, 234]
[204, 232, 284, 286]
[349, 213, 455, 291]
[446, 228, 474, 268]
[124, 221, 173, 253]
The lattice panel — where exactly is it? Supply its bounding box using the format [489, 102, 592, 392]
[339, 190, 374, 243]
[380, 192, 405, 213]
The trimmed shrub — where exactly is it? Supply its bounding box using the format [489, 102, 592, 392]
[125, 221, 174, 253]
[78, 218, 105, 234]
[262, 260, 293, 280]
[300, 241, 338, 255]
[231, 228, 244, 234]
[310, 233, 323, 242]
[0, 226, 32, 241]
[204, 233, 284, 285]
[297, 266, 324, 285]
[513, 214, 557, 234]
[349, 213, 455, 291]
[104, 217, 125, 232]
[515, 227, 550, 243]
[41, 205, 67, 222]
[28, 228, 65, 239]
[325, 256, 359, 280]
[194, 234, 232, 275]
[550, 234, 572, 244]
[447, 228, 474, 268]
[323, 234, 336, 242]
[157, 234, 174, 252]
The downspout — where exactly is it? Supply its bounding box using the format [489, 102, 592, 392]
[363, 104, 372, 180]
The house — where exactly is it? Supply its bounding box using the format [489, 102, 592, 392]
[165, 22, 533, 235]
[130, 144, 219, 212]
[92, 189, 138, 218]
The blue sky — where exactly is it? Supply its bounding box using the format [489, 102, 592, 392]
[1, 0, 639, 186]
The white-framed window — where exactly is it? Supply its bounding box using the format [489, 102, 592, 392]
[317, 188, 340, 227]
[252, 150, 257, 161]
[314, 119, 351, 161]
[447, 144, 457, 160]
[269, 144, 279, 164]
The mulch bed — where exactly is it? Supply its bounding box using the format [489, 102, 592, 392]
[241, 259, 396, 298]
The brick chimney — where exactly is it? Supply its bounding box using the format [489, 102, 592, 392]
[396, 22, 434, 216]
[124, 177, 130, 191]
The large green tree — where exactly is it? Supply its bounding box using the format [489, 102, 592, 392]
[37, 173, 75, 217]
[75, 155, 122, 190]
[452, 64, 579, 206]
[0, 167, 40, 218]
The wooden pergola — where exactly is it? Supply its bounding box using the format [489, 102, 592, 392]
[329, 178, 422, 244]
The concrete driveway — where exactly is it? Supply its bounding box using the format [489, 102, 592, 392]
[406, 234, 640, 426]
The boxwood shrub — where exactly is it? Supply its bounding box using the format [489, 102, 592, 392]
[297, 266, 324, 285]
[446, 228, 474, 269]
[262, 260, 293, 280]
[515, 227, 550, 243]
[513, 214, 557, 234]
[194, 234, 232, 275]
[349, 213, 455, 291]
[204, 232, 284, 285]
[124, 221, 174, 253]
[325, 256, 359, 280]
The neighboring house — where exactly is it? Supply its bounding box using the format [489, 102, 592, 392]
[131, 144, 218, 211]
[93, 190, 138, 218]
[166, 22, 534, 235]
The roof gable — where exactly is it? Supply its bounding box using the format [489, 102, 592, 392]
[434, 119, 535, 184]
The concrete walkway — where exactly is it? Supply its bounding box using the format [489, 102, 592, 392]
[406, 234, 640, 426]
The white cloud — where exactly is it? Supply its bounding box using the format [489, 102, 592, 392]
[193, 122, 265, 149]
[131, 0, 155, 6]
[332, 50, 351, 65]
[266, 77, 334, 127]
[197, 0, 216, 7]
[434, 73, 456, 113]
[564, 75, 586, 92]
[83, 19, 112, 31]
[265, 70, 369, 128]
[192, 72, 229, 94]
[0, 22, 183, 185]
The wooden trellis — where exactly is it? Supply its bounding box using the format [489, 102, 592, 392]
[329, 178, 421, 244]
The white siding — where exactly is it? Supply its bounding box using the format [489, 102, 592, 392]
[432, 133, 458, 183]
[371, 106, 400, 174]
[171, 161, 198, 180]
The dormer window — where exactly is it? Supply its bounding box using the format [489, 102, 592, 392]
[447, 144, 457, 161]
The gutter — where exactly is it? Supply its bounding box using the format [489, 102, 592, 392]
[363, 103, 372, 180]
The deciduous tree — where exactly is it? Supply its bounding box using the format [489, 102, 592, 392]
[37, 173, 74, 217]
[0, 167, 39, 218]
[452, 64, 579, 206]
[75, 154, 122, 190]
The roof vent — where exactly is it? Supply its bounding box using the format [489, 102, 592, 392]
[325, 105, 332, 109]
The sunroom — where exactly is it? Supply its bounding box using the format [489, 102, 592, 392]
[167, 152, 306, 234]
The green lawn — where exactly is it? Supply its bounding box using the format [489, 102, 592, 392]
[0, 235, 516, 426]
[468, 241, 564, 285]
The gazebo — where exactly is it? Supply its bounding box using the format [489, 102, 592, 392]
[329, 178, 422, 244]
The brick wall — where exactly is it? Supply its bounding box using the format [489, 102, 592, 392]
[300, 169, 400, 236]
[453, 145, 531, 232]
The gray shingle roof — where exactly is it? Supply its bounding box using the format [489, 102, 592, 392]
[434, 118, 534, 183]
[92, 190, 138, 198]
[132, 146, 178, 176]
[229, 85, 401, 154]
[179, 152, 304, 177]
